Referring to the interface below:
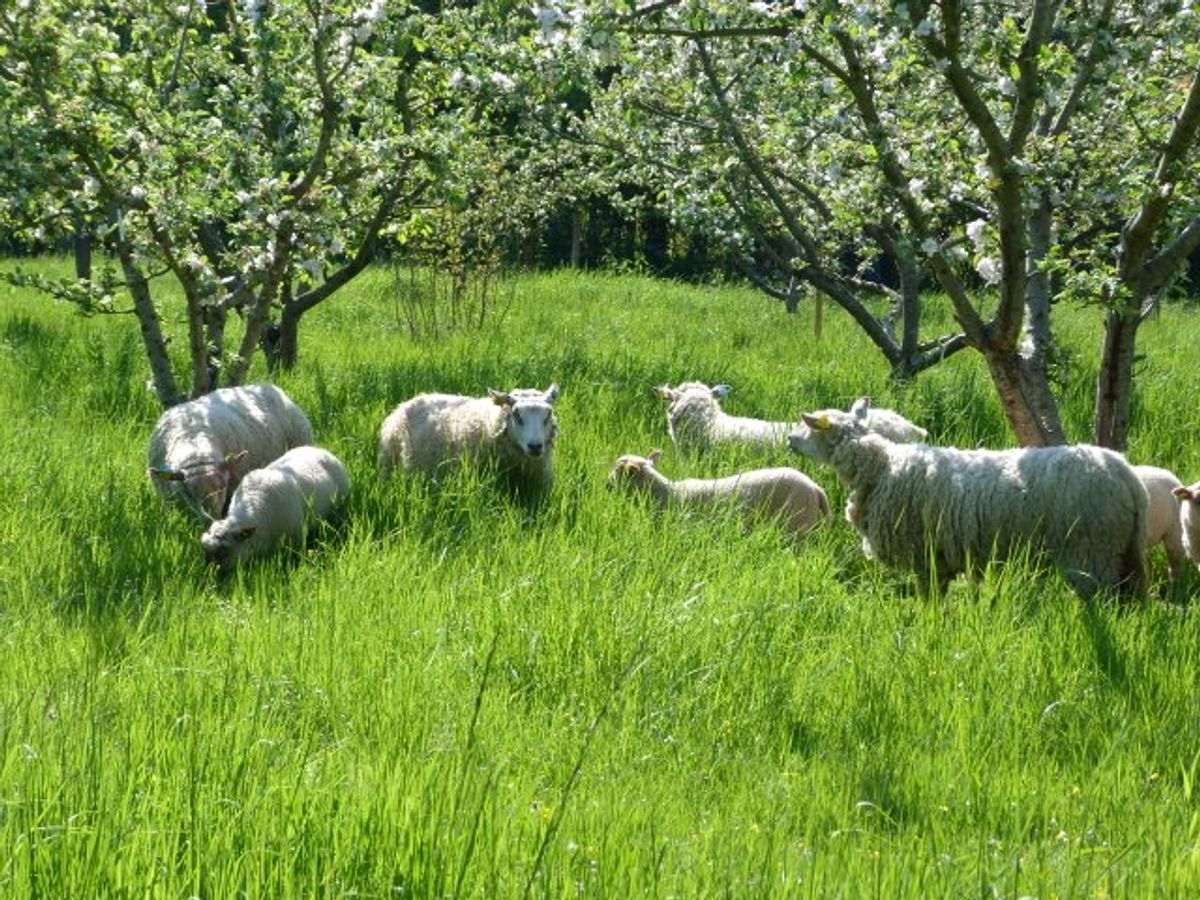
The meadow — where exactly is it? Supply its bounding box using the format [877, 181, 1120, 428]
[2, 257, 1200, 897]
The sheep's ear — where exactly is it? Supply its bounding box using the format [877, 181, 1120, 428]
[489, 389, 514, 407]
[802, 413, 833, 431]
[850, 396, 872, 418]
[653, 385, 678, 401]
[648, 449, 663, 466]
[711, 384, 731, 398]
[149, 466, 185, 482]
[1173, 486, 1195, 501]
[222, 450, 249, 470]
[543, 383, 560, 403]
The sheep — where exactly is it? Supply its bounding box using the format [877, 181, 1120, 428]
[654, 382, 793, 452]
[378, 384, 560, 493]
[200, 445, 350, 571]
[1172, 480, 1200, 568]
[1133, 465, 1187, 578]
[788, 408, 1148, 599]
[785, 395, 927, 452]
[607, 450, 830, 539]
[147, 383, 315, 520]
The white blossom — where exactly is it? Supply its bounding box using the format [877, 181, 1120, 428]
[914, 18, 934, 36]
[130, 186, 147, 201]
[920, 237, 939, 255]
[998, 77, 1017, 97]
[490, 71, 517, 92]
[976, 256, 1001, 285]
[966, 219, 987, 248]
[908, 177, 926, 196]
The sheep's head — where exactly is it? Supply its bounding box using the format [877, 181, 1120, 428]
[149, 450, 248, 519]
[788, 408, 867, 462]
[200, 518, 257, 571]
[654, 382, 729, 445]
[489, 384, 560, 458]
[607, 450, 664, 494]
[1173, 482, 1200, 504]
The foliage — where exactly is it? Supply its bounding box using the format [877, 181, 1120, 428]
[4, 261, 1200, 894]
[534, 0, 1200, 447]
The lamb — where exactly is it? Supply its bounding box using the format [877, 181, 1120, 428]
[788, 408, 1148, 598]
[607, 450, 830, 538]
[378, 384, 560, 492]
[147, 383, 315, 520]
[1133, 465, 1187, 578]
[786, 395, 927, 451]
[1172, 479, 1200, 568]
[200, 445, 351, 571]
[654, 382, 793, 452]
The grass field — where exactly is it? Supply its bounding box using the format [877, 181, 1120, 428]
[3, 257, 1200, 896]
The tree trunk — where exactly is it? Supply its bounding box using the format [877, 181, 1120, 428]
[73, 218, 92, 282]
[116, 236, 180, 408]
[981, 345, 1066, 446]
[276, 304, 301, 371]
[1093, 308, 1140, 451]
[569, 208, 584, 268]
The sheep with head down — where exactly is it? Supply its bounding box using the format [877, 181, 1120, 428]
[201, 445, 350, 572]
[147, 383, 314, 521]
[607, 449, 829, 539]
[378, 384, 560, 493]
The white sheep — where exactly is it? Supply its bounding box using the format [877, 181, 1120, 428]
[607, 450, 830, 539]
[200, 445, 351, 570]
[1132, 465, 1187, 578]
[786, 395, 927, 450]
[378, 384, 560, 492]
[789, 409, 1148, 598]
[654, 382, 793, 452]
[147, 383, 315, 520]
[1172, 479, 1200, 568]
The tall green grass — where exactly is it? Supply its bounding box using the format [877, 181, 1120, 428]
[2, 258, 1200, 896]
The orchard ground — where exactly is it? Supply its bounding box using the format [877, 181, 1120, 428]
[3, 257, 1200, 896]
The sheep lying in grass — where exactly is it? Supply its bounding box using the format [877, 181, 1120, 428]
[148, 383, 314, 520]
[789, 409, 1148, 598]
[1133, 465, 1187, 578]
[201, 446, 350, 571]
[607, 450, 829, 539]
[1172, 480, 1200, 568]
[654, 382, 793, 452]
[378, 384, 560, 493]
[786, 395, 926, 451]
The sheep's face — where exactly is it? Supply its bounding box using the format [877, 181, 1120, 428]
[607, 451, 663, 494]
[201, 519, 257, 571]
[490, 384, 559, 458]
[149, 451, 247, 519]
[655, 382, 730, 445]
[788, 409, 866, 462]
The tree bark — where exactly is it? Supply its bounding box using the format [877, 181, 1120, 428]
[72, 219, 92, 282]
[276, 305, 301, 371]
[115, 234, 180, 408]
[569, 208, 584, 268]
[1093, 308, 1140, 451]
[981, 344, 1066, 446]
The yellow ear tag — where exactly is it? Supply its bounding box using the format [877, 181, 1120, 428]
[814, 415, 832, 431]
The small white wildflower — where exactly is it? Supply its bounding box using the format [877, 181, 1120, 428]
[920, 237, 940, 255]
[976, 256, 1001, 285]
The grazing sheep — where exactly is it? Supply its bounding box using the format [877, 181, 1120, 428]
[378, 384, 560, 492]
[1133, 465, 1187, 578]
[201, 445, 350, 571]
[789, 409, 1148, 598]
[147, 383, 315, 520]
[654, 382, 792, 452]
[1172, 480, 1200, 567]
[607, 450, 829, 539]
[786, 395, 927, 452]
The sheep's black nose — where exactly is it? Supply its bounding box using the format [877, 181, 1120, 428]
[527, 443, 544, 457]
